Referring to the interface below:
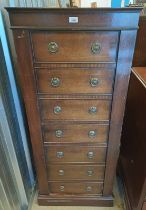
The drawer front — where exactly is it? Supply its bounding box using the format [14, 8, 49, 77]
[43, 123, 109, 143]
[40, 99, 111, 121]
[47, 164, 105, 181]
[36, 68, 115, 94]
[46, 145, 106, 163]
[48, 181, 103, 195]
[31, 31, 119, 62]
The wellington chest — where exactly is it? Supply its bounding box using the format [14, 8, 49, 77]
[6, 8, 141, 206]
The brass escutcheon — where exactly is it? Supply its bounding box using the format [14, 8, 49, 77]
[55, 130, 63, 138]
[90, 78, 99, 87]
[51, 77, 60, 87]
[89, 106, 97, 114]
[91, 42, 101, 54]
[48, 42, 58, 53]
[87, 151, 94, 159]
[88, 130, 96, 138]
[54, 106, 62, 114]
[56, 151, 64, 158]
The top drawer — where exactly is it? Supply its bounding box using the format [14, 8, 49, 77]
[31, 31, 119, 62]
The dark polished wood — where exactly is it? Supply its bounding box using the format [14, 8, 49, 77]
[48, 181, 103, 195]
[45, 145, 107, 163]
[6, 7, 141, 29]
[47, 164, 105, 181]
[6, 8, 141, 206]
[36, 68, 115, 95]
[31, 31, 119, 62]
[120, 67, 146, 210]
[37, 194, 113, 206]
[103, 30, 138, 195]
[43, 123, 109, 143]
[133, 16, 146, 67]
[40, 99, 111, 121]
[11, 30, 48, 194]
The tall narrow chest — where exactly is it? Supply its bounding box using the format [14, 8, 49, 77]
[7, 8, 141, 206]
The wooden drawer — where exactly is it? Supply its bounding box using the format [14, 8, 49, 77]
[31, 31, 119, 62]
[36, 68, 115, 94]
[45, 145, 107, 163]
[47, 164, 105, 181]
[48, 181, 103, 195]
[40, 99, 111, 121]
[43, 123, 109, 143]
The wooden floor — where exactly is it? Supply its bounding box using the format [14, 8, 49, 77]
[31, 178, 125, 210]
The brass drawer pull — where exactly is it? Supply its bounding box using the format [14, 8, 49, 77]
[88, 130, 96, 138]
[86, 186, 92, 192]
[54, 106, 62, 114]
[90, 78, 99, 87]
[51, 78, 60, 87]
[58, 169, 64, 176]
[91, 42, 101, 54]
[60, 185, 65, 192]
[55, 130, 63, 138]
[48, 42, 58, 53]
[87, 151, 94, 159]
[88, 106, 97, 114]
[87, 170, 94, 176]
[56, 151, 64, 158]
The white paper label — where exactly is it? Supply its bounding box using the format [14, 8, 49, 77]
[69, 17, 78, 23]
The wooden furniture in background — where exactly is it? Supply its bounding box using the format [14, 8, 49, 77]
[133, 16, 146, 66]
[6, 8, 141, 206]
[120, 67, 146, 210]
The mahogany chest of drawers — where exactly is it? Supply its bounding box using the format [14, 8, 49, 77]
[7, 8, 141, 206]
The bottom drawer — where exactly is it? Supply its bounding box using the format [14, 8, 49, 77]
[48, 181, 103, 195]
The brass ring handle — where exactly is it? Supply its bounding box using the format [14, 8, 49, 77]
[87, 151, 94, 159]
[60, 185, 65, 192]
[88, 106, 97, 114]
[56, 151, 64, 158]
[88, 130, 96, 138]
[58, 169, 64, 176]
[87, 170, 94, 176]
[90, 78, 99, 87]
[48, 42, 58, 53]
[91, 42, 101, 54]
[86, 186, 92, 192]
[51, 78, 60, 87]
[54, 106, 62, 114]
[55, 130, 63, 138]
